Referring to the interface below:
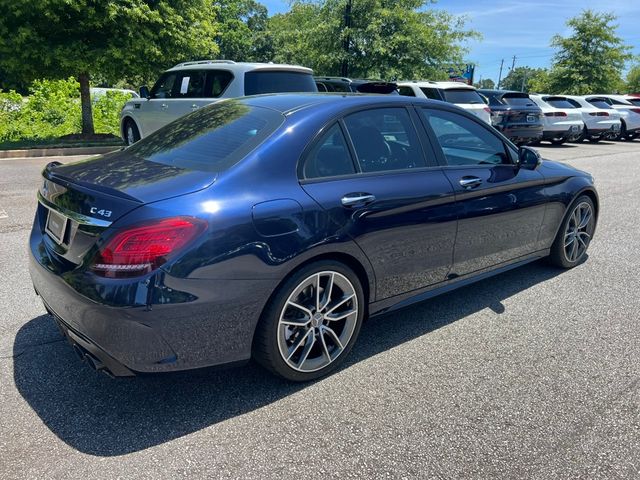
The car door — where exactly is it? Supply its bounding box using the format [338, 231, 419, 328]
[418, 107, 547, 276]
[169, 69, 234, 121]
[138, 71, 179, 137]
[300, 106, 458, 301]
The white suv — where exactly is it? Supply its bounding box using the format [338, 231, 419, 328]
[120, 60, 316, 145]
[583, 95, 640, 140]
[528, 94, 583, 145]
[563, 95, 622, 142]
[397, 81, 491, 124]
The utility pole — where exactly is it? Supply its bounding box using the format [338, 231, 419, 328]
[510, 55, 517, 72]
[521, 71, 528, 92]
[340, 0, 352, 77]
[497, 59, 504, 89]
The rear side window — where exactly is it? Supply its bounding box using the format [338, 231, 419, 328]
[420, 87, 442, 100]
[244, 71, 318, 95]
[421, 109, 510, 166]
[442, 89, 484, 104]
[398, 86, 416, 97]
[303, 124, 356, 179]
[343, 108, 427, 172]
[127, 101, 284, 172]
[173, 70, 207, 98]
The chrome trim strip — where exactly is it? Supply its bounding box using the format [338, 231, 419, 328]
[37, 191, 113, 227]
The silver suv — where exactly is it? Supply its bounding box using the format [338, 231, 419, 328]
[120, 60, 316, 145]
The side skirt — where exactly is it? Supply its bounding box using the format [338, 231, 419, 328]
[369, 249, 550, 317]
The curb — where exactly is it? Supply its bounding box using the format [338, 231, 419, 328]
[0, 145, 122, 159]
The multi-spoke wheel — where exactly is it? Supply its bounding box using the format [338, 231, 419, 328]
[549, 195, 597, 268]
[124, 119, 140, 146]
[253, 261, 365, 381]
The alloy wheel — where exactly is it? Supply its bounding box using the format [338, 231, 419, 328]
[564, 201, 594, 262]
[277, 271, 358, 373]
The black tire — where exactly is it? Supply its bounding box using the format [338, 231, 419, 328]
[253, 260, 365, 382]
[550, 137, 566, 145]
[123, 118, 140, 146]
[576, 126, 587, 142]
[548, 195, 596, 268]
[588, 137, 601, 143]
[616, 120, 627, 141]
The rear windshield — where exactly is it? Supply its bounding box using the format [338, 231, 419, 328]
[244, 71, 318, 95]
[587, 99, 613, 109]
[126, 101, 284, 172]
[544, 98, 577, 109]
[502, 95, 535, 106]
[442, 89, 484, 104]
[627, 98, 640, 106]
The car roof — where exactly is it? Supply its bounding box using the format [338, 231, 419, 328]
[398, 81, 476, 90]
[166, 60, 313, 74]
[238, 92, 441, 114]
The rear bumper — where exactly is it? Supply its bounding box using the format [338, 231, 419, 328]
[29, 224, 273, 376]
[542, 126, 582, 141]
[495, 124, 543, 144]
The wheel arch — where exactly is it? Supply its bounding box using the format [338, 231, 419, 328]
[120, 115, 143, 141]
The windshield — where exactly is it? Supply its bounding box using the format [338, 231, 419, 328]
[442, 89, 484, 104]
[126, 101, 284, 172]
[244, 71, 317, 95]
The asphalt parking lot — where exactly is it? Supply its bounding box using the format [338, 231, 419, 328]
[1, 141, 639, 479]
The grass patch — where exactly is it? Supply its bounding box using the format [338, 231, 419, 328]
[0, 133, 124, 150]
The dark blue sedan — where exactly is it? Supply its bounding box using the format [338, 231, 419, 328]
[29, 94, 598, 381]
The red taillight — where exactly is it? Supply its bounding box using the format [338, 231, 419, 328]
[589, 111, 610, 116]
[631, 108, 640, 114]
[483, 107, 491, 114]
[92, 217, 207, 278]
[545, 111, 568, 117]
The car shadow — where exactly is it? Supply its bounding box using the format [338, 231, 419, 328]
[13, 260, 563, 457]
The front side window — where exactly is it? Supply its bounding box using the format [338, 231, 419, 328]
[303, 124, 356, 179]
[150, 73, 177, 99]
[343, 108, 426, 173]
[421, 109, 510, 166]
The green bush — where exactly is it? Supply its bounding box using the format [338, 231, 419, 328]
[0, 77, 129, 143]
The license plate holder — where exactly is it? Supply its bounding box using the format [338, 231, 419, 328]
[45, 209, 68, 245]
[526, 115, 536, 123]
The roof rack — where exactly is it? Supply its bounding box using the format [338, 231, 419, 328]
[173, 60, 237, 68]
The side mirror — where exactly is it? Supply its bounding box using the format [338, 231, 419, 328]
[139, 86, 150, 99]
[518, 146, 541, 170]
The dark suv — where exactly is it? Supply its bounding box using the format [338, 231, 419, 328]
[315, 77, 398, 94]
[479, 90, 543, 145]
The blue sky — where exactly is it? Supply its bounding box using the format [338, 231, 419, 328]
[260, 0, 640, 82]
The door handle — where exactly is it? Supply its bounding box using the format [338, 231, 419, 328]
[459, 176, 482, 189]
[161, 103, 168, 110]
[341, 193, 376, 207]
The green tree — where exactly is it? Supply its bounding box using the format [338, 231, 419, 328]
[0, 1, 219, 135]
[626, 65, 640, 93]
[527, 69, 552, 93]
[215, 0, 273, 62]
[500, 67, 547, 92]
[269, 0, 477, 80]
[545, 10, 633, 94]
[474, 78, 495, 89]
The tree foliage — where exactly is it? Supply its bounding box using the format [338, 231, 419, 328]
[545, 10, 632, 94]
[269, 0, 477, 80]
[474, 78, 495, 90]
[0, 0, 219, 134]
[499, 67, 547, 93]
[626, 65, 640, 94]
[215, 0, 273, 62]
